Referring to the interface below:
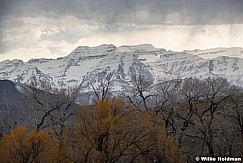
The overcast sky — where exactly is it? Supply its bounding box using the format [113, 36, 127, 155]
[0, 0, 243, 61]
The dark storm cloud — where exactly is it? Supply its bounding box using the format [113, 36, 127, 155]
[1, 0, 243, 25]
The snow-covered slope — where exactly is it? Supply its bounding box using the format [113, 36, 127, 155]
[1, 44, 243, 93]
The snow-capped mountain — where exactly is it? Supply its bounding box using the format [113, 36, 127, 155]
[1, 44, 243, 93]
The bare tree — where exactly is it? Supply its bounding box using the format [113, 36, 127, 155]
[89, 70, 115, 102]
[193, 77, 230, 156]
[152, 78, 181, 135]
[16, 76, 87, 134]
[174, 77, 232, 158]
[224, 87, 243, 156]
[153, 77, 236, 160]
[127, 62, 154, 110]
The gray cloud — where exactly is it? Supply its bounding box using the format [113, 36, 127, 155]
[0, 0, 243, 61]
[41, 30, 84, 43]
[1, 0, 243, 25]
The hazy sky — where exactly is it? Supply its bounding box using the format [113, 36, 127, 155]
[0, 0, 243, 61]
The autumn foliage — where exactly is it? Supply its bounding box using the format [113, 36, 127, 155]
[0, 98, 182, 162]
[65, 98, 182, 162]
[0, 126, 58, 163]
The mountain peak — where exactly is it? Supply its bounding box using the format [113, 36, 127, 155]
[118, 44, 158, 52]
[72, 44, 116, 52]
[68, 44, 117, 58]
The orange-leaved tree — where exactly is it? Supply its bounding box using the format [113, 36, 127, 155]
[66, 98, 182, 163]
[0, 126, 59, 163]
